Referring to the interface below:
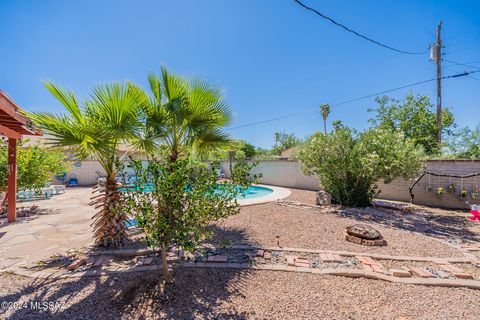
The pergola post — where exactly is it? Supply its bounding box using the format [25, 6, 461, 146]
[7, 138, 17, 222]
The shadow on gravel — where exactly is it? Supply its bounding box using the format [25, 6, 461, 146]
[339, 206, 480, 242]
[0, 226, 254, 319]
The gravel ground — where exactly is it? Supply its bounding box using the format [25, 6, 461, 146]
[211, 202, 463, 258]
[1, 270, 479, 320]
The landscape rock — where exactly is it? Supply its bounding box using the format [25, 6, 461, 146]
[315, 190, 332, 205]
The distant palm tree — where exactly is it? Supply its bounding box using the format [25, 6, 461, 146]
[29, 82, 149, 247]
[332, 120, 343, 130]
[129, 66, 232, 162]
[320, 104, 331, 133]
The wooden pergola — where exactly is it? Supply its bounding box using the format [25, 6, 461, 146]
[0, 90, 42, 222]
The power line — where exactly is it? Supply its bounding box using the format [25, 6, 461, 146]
[226, 70, 480, 131]
[443, 59, 480, 70]
[292, 0, 428, 55]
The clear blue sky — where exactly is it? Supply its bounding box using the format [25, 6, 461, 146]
[1, 0, 479, 148]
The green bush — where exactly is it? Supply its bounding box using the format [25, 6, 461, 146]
[299, 128, 423, 207]
[0, 144, 67, 192]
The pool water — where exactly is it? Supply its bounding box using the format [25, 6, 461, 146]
[120, 184, 273, 200]
[235, 186, 273, 199]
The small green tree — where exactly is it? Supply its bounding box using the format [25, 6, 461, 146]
[444, 125, 480, 159]
[0, 144, 67, 193]
[121, 159, 256, 282]
[299, 128, 423, 207]
[368, 93, 455, 155]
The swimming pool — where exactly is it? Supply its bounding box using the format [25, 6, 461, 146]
[120, 184, 274, 200]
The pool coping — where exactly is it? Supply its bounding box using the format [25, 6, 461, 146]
[237, 184, 291, 206]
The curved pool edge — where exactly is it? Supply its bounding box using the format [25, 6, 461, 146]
[237, 184, 291, 206]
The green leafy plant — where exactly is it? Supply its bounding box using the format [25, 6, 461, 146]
[447, 183, 456, 194]
[299, 128, 423, 207]
[231, 160, 263, 190]
[120, 158, 254, 281]
[0, 143, 67, 192]
[272, 131, 301, 155]
[461, 189, 468, 198]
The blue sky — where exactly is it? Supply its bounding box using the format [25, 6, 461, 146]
[1, 0, 479, 148]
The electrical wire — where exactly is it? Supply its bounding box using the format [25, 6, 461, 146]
[443, 59, 480, 70]
[226, 70, 480, 131]
[292, 0, 428, 55]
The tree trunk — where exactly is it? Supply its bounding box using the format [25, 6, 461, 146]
[161, 243, 171, 282]
[91, 177, 129, 247]
[323, 119, 327, 133]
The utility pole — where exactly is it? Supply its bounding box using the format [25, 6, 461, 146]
[435, 21, 443, 147]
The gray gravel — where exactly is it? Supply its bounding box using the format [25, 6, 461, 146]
[211, 202, 463, 258]
[1, 270, 480, 320]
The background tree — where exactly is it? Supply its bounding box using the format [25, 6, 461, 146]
[320, 104, 331, 133]
[272, 131, 301, 155]
[368, 93, 455, 155]
[129, 66, 232, 162]
[29, 82, 148, 247]
[0, 143, 67, 193]
[299, 127, 423, 207]
[444, 125, 480, 159]
[240, 142, 256, 159]
[332, 120, 343, 130]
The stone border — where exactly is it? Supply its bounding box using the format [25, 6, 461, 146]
[5, 260, 480, 290]
[237, 185, 291, 206]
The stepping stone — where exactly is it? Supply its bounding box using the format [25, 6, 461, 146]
[390, 269, 411, 278]
[409, 267, 434, 278]
[286, 255, 297, 266]
[93, 256, 111, 267]
[295, 257, 309, 267]
[355, 256, 376, 265]
[67, 259, 86, 271]
[370, 264, 386, 274]
[207, 255, 228, 263]
[264, 252, 271, 259]
[256, 250, 264, 257]
[363, 264, 373, 272]
[453, 272, 473, 279]
[438, 264, 463, 273]
[138, 257, 153, 266]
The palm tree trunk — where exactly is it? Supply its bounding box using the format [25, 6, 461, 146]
[323, 119, 327, 133]
[91, 176, 129, 247]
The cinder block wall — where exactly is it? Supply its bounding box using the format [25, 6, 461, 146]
[61, 159, 480, 209]
[377, 160, 480, 209]
[219, 160, 321, 190]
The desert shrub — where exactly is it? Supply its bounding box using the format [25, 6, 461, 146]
[299, 128, 423, 207]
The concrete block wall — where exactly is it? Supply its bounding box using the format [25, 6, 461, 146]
[218, 160, 320, 190]
[377, 160, 480, 209]
[61, 159, 480, 209]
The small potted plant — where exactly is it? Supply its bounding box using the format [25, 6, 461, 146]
[436, 187, 444, 196]
[471, 189, 479, 199]
[447, 183, 456, 194]
[460, 189, 468, 198]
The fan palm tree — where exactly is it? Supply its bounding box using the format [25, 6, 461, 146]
[128, 66, 232, 162]
[332, 120, 343, 130]
[29, 81, 150, 247]
[320, 104, 331, 133]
